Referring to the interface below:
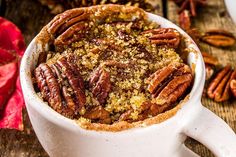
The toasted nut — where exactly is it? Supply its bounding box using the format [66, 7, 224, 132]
[147, 63, 193, 106]
[142, 28, 181, 48]
[179, 10, 191, 30]
[201, 29, 236, 47]
[207, 66, 235, 102]
[202, 52, 219, 66]
[34, 63, 62, 113]
[89, 67, 111, 105]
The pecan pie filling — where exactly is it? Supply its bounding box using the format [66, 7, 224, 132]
[33, 5, 193, 126]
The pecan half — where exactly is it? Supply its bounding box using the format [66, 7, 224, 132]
[201, 29, 236, 47]
[202, 52, 219, 66]
[147, 63, 193, 105]
[48, 8, 88, 35]
[83, 106, 111, 124]
[89, 67, 111, 105]
[55, 57, 86, 108]
[48, 8, 89, 49]
[230, 79, 236, 98]
[207, 66, 236, 102]
[142, 28, 181, 48]
[34, 63, 63, 113]
[202, 52, 219, 80]
[35, 57, 86, 118]
[54, 22, 88, 48]
[179, 10, 191, 30]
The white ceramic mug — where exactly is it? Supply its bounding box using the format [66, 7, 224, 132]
[20, 13, 236, 157]
[225, 0, 236, 24]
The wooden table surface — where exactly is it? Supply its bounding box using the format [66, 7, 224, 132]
[0, 0, 235, 156]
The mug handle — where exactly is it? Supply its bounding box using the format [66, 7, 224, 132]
[182, 104, 236, 157]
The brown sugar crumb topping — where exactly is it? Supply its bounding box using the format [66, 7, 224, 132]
[34, 5, 193, 125]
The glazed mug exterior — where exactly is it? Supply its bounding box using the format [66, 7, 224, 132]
[20, 13, 236, 157]
[224, 0, 236, 24]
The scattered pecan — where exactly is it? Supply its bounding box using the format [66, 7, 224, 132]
[173, 0, 207, 16]
[35, 57, 86, 118]
[202, 52, 219, 66]
[147, 63, 193, 106]
[230, 79, 236, 98]
[89, 67, 111, 105]
[201, 52, 219, 80]
[207, 65, 236, 102]
[83, 106, 111, 124]
[201, 29, 236, 47]
[179, 10, 191, 30]
[142, 28, 181, 49]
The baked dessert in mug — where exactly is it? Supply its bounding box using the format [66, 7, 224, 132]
[33, 5, 193, 130]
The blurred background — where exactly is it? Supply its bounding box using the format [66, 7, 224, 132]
[0, 0, 235, 156]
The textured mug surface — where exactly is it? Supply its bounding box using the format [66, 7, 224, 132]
[20, 12, 236, 157]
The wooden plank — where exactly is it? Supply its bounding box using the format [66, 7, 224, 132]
[167, 0, 236, 157]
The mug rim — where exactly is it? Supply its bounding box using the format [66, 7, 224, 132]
[20, 12, 205, 133]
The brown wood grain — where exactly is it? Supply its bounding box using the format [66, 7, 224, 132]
[0, 0, 235, 157]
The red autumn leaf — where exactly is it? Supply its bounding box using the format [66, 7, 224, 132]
[0, 17, 25, 57]
[0, 17, 26, 130]
[0, 47, 17, 65]
[0, 77, 24, 130]
[0, 62, 18, 109]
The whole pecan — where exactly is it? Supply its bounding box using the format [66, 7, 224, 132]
[142, 28, 181, 49]
[179, 10, 191, 30]
[89, 67, 111, 105]
[202, 52, 219, 80]
[207, 65, 236, 102]
[230, 79, 236, 98]
[147, 63, 193, 106]
[83, 106, 111, 124]
[35, 57, 86, 118]
[201, 29, 236, 47]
